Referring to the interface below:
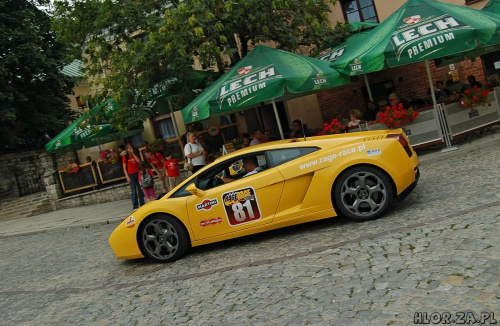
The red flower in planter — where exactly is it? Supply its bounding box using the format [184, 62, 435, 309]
[461, 86, 490, 107]
[318, 119, 346, 135]
[377, 103, 419, 128]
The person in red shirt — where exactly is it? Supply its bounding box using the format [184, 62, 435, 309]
[164, 151, 181, 191]
[122, 143, 145, 209]
[138, 161, 156, 202]
[144, 148, 167, 194]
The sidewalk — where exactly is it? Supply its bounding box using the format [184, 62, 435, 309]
[1, 126, 498, 239]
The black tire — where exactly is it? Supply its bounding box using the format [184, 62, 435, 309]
[333, 166, 394, 221]
[138, 214, 190, 262]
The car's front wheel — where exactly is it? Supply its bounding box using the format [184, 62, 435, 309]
[138, 215, 190, 262]
[333, 166, 394, 221]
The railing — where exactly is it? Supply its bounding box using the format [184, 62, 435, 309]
[96, 161, 126, 184]
[361, 107, 444, 148]
[58, 162, 99, 194]
[441, 90, 500, 140]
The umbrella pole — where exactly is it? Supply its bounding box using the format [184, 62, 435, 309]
[364, 74, 373, 102]
[425, 60, 458, 152]
[272, 99, 285, 140]
[168, 100, 180, 138]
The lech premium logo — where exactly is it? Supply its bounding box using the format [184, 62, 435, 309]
[404, 15, 421, 25]
[350, 58, 363, 72]
[312, 73, 328, 86]
[317, 45, 346, 62]
[238, 66, 252, 75]
[391, 15, 461, 61]
[218, 65, 280, 108]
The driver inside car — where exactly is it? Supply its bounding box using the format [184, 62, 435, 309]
[217, 156, 263, 183]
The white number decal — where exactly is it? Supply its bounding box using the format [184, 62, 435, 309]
[231, 200, 255, 222]
[242, 200, 255, 219]
[232, 202, 245, 221]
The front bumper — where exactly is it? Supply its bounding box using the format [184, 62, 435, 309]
[108, 221, 144, 259]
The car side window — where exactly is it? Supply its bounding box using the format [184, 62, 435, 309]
[267, 147, 320, 167]
[197, 153, 268, 190]
[170, 179, 195, 198]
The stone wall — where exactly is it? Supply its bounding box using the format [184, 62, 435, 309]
[55, 178, 174, 210]
[56, 183, 131, 209]
[0, 150, 45, 199]
[56, 152, 79, 170]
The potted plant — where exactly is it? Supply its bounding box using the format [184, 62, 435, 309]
[149, 139, 165, 153]
[99, 149, 119, 164]
[317, 119, 346, 135]
[377, 103, 419, 128]
[61, 163, 80, 173]
[460, 86, 490, 107]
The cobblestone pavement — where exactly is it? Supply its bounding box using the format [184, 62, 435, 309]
[0, 140, 499, 325]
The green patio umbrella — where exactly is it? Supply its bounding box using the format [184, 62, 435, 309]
[136, 70, 222, 114]
[45, 100, 143, 154]
[134, 70, 221, 137]
[347, 21, 379, 33]
[325, 0, 500, 151]
[432, 0, 500, 67]
[316, 30, 377, 100]
[330, 0, 500, 76]
[483, 0, 500, 14]
[181, 45, 350, 138]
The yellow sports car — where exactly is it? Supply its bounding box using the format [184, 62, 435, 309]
[109, 130, 419, 262]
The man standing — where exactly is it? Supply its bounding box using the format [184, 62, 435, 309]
[184, 131, 207, 173]
[249, 128, 263, 146]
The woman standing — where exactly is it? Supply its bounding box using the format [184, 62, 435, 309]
[122, 143, 145, 210]
[184, 131, 206, 173]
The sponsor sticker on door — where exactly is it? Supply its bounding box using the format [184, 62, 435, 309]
[222, 187, 262, 226]
[196, 198, 219, 211]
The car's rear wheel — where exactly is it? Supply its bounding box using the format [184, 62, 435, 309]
[333, 166, 393, 221]
[138, 215, 190, 262]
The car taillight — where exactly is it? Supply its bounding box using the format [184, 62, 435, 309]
[386, 133, 408, 147]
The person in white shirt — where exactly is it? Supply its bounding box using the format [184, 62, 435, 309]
[184, 131, 207, 173]
[249, 128, 263, 146]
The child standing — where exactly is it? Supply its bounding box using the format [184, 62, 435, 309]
[164, 152, 180, 192]
[138, 161, 156, 202]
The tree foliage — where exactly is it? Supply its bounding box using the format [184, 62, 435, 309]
[0, 0, 76, 150]
[52, 0, 349, 131]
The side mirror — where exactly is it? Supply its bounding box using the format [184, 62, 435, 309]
[186, 183, 206, 196]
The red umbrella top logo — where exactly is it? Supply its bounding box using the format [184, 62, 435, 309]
[319, 48, 331, 56]
[238, 66, 252, 75]
[404, 15, 421, 24]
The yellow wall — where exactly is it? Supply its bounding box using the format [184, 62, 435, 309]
[375, 0, 487, 21]
[329, 0, 489, 23]
[286, 94, 325, 131]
